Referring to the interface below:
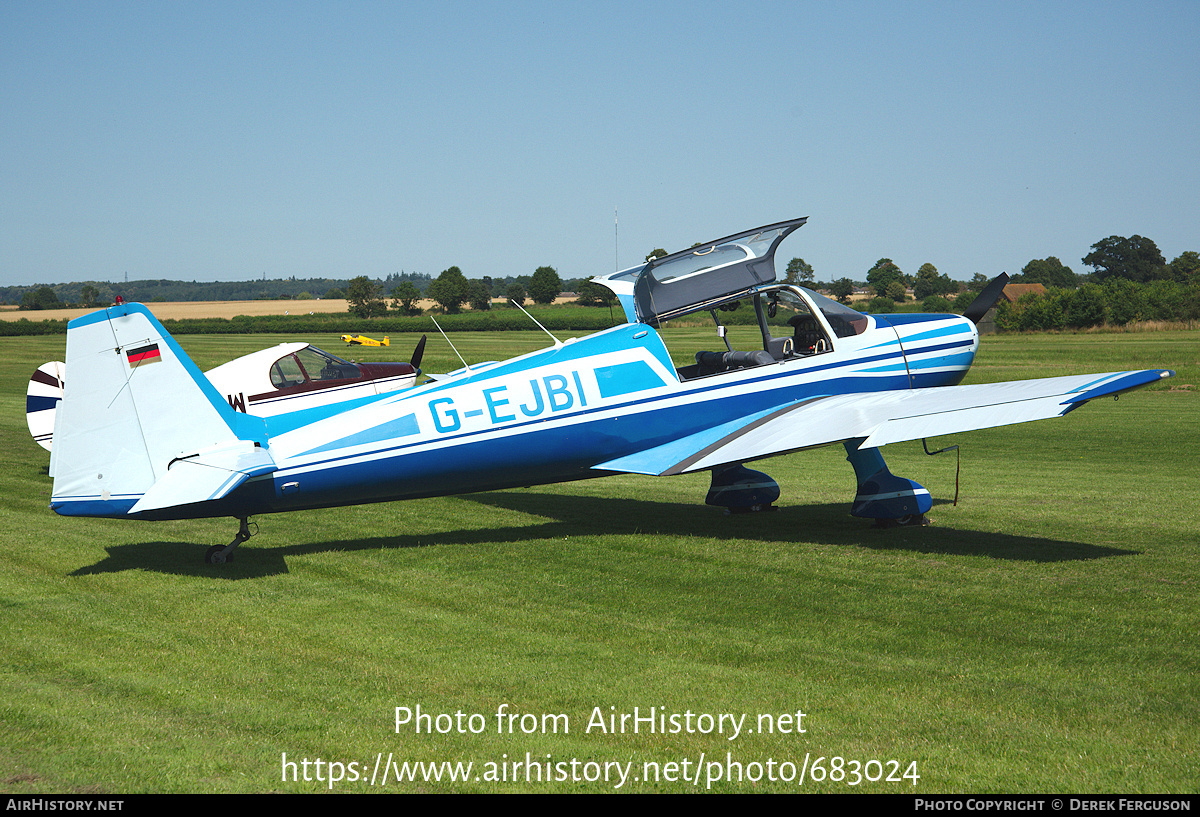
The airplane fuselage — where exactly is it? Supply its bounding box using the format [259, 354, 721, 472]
[103, 309, 976, 521]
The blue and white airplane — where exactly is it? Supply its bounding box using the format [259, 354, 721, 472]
[47, 218, 1173, 563]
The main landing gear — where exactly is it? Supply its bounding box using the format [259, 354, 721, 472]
[706, 442, 934, 526]
[843, 440, 932, 525]
[206, 517, 255, 564]
[706, 464, 780, 514]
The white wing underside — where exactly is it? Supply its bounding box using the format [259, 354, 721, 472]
[597, 370, 1172, 476]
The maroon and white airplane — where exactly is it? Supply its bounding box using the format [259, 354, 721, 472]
[27, 337, 425, 451]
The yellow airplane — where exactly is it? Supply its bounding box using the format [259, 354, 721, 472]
[341, 334, 389, 347]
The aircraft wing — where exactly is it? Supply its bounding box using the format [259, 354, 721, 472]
[596, 369, 1174, 476]
[129, 441, 276, 514]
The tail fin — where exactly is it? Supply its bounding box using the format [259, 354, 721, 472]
[50, 304, 272, 518]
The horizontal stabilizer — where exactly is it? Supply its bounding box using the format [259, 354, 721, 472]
[129, 441, 276, 514]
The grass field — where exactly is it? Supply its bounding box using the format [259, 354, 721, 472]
[1, 328, 1197, 793]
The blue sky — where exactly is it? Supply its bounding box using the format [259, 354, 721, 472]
[2, 0, 1197, 288]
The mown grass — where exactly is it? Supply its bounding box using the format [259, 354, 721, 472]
[0, 330, 1196, 793]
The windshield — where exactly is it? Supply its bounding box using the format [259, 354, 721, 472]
[803, 288, 869, 338]
[270, 345, 361, 389]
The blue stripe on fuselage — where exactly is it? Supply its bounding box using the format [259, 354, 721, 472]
[279, 349, 915, 478]
[594, 360, 667, 398]
[264, 390, 402, 437]
[255, 366, 913, 513]
[415, 323, 677, 397]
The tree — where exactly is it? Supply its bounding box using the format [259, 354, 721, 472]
[467, 280, 492, 311]
[527, 266, 562, 305]
[1101, 277, 1143, 325]
[829, 278, 855, 304]
[346, 276, 387, 318]
[1019, 257, 1078, 289]
[1170, 251, 1200, 283]
[1065, 283, 1108, 328]
[954, 273, 992, 310]
[785, 257, 814, 285]
[20, 286, 62, 310]
[645, 248, 667, 262]
[866, 258, 903, 298]
[79, 284, 100, 307]
[1083, 235, 1168, 283]
[506, 283, 526, 307]
[576, 280, 615, 307]
[885, 280, 908, 302]
[913, 263, 956, 300]
[390, 281, 422, 315]
[426, 266, 470, 313]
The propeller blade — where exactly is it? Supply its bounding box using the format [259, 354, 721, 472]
[962, 273, 1010, 324]
[410, 334, 427, 370]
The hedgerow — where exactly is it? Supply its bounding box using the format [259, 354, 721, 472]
[994, 280, 1200, 331]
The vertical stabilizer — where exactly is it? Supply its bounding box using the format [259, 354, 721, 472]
[50, 304, 267, 517]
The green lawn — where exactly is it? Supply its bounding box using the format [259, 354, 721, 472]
[1, 329, 1196, 793]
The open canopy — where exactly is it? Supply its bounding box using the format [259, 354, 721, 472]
[610, 217, 807, 325]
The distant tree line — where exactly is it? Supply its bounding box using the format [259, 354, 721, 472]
[1, 277, 394, 308]
[788, 232, 1197, 302]
[343, 265, 578, 319]
[991, 237, 1199, 330]
[7, 233, 1196, 333]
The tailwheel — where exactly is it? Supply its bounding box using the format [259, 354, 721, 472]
[205, 517, 255, 564]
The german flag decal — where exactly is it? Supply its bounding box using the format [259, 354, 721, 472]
[126, 343, 162, 366]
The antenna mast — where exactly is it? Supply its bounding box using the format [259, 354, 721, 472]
[512, 299, 562, 347]
[431, 316, 470, 373]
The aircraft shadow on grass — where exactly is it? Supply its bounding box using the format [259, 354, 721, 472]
[70, 490, 1137, 579]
